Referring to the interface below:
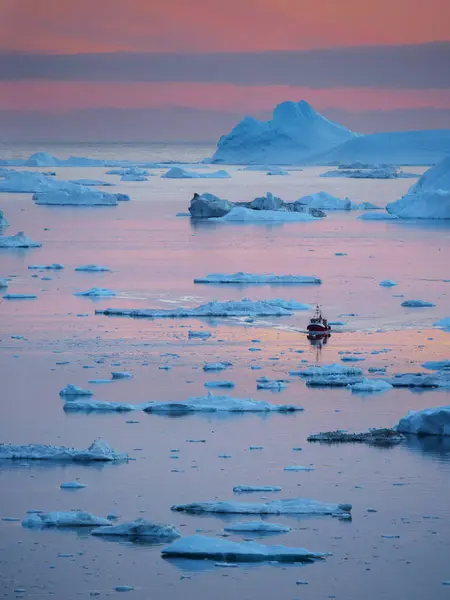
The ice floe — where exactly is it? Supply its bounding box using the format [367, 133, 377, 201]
[388, 372, 450, 388]
[161, 535, 327, 563]
[188, 330, 212, 339]
[162, 167, 231, 179]
[60, 481, 86, 489]
[321, 165, 416, 179]
[233, 486, 281, 493]
[59, 384, 93, 398]
[379, 280, 398, 287]
[75, 264, 111, 272]
[69, 179, 114, 186]
[0, 231, 42, 248]
[224, 521, 289, 532]
[357, 212, 399, 220]
[28, 264, 64, 270]
[295, 191, 357, 211]
[204, 381, 235, 389]
[434, 317, 450, 330]
[0, 439, 127, 461]
[0, 210, 9, 229]
[75, 288, 116, 297]
[308, 428, 404, 445]
[194, 272, 321, 285]
[256, 380, 287, 391]
[0, 278, 9, 289]
[22, 511, 112, 528]
[34, 188, 119, 206]
[401, 299, 435, 307]
[143, 394, 302, 414]
[120, 173, 148, 181]
[212, 207, 317, 222]
[3, 293, 37, 300]
[294, 364, 364, 377]
[63, 400, 139, 412]
[91, 519, 181, 540]
[347, 378, 393, 393]
[111, 371, 133, 379]
[422, 361, 450, 371]
[396, 406, 450, 436]
[284, 466, 315, 472]
[267, 168, 289, 176]
[203, 361, 232, 372]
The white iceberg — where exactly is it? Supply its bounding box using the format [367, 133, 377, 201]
[211, 100, 356, 165]
[59, 384, 93, 398]
[233, 486, 281, 493]
[295, 191, 357, 211]
[75, 264, 111, 272]
[357, 212, 399, 221]
[22, 511, 112, 528]
[401, 299, 435, 307]
[0, 231, 42, 248]
[171, 498, 351, 517]
[143, 394, 303, 414]
[212, 207, 317, 222]
[97, 298, 308, 319]
[91, 519, 181, 540]
[161, 535, 327, 563]
[347, 378, 393, 393]
[0, 439, 127, 461]
[224, 522, 289, 533]
[28, 264, 64, 270]
[162, 167, 231, 179]
[75, 288, 116, 297]
[194, 272, 321, 285]
[396, 406, 450, 436]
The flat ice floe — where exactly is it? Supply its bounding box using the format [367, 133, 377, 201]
[396, 406, 450, 436]
[75, 264, 111, 272]
[357, 212, 399, 220]
[347, 378, 393, 393]
[388, 372, 450, 388]
[0, 231, 42, 248]
[162, 167, 231, 179]
[203, 361, 232, 372]
[91, 519, 181, 540]
[59, 384, 93, 397]
[34, 188, 118, 206]
[422, 361, 450, 370]
[308, 428, 404, 445]
[204, 381, 235, 389]
[233, 486, 282, 493]
[0, 439, 127, 461]
[22, 511, 112, 528]
[161, 535, 327, 563]
[171, 498, 351, 517]
[434, 317, 450, 330]
[194, 272, 321, 285]
[224, 522, 290, 533]
[60, 481, 86, 489]
[69, 179, 114, 186]
[63, 400, 140, 412]
[97, 298, 309, 318]
[295, 191, 357, 210]
[401, 299, 435, 307]
[0, 278, 9, 288]
[143, 394, 303, 414]
[28, 264, 64, 270]
[211, 207, 317, 222]
[188, 330, 212, 339]
[379, 280, 398, 287]
[293, 364, 364, 377]
[75, 288, 116, 297]
[3, 293, 37, 300]
[120, 173, 148, 181]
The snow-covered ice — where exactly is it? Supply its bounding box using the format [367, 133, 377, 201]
[22, 511, 112, 528]
[212, 207, 317, 222]
[347, 378, 393, 393]
[75, 288, 116, 297]
[59, 384, 93, 398]
[91, 519, 181, 540]
[295, 364, 364, 377]
[0, 439, 127, 461]
[295, 191, 357, 211]
[194, 272, 321, 285]
[143, 394, 303, 414]
[396, 406, 450, 436]
[0, 232, 42, 248]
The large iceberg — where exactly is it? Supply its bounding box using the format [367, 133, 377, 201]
[189, 193, 233, 218]
[97, 298, 309, 319]
[23, 511, 112, 528]
[91, 519, 181, 540]
[171, 498, 352, 517]
[194, 272, 321, 285]
[0, 439, 127, 461]
[211, 100, 356, 164]
[161, 535, 327, 563]
[396, 406, 450, 436]
[162, 167, 231, 179]
[143, 394, 302, 414]
[0, 231, 42, 248]
[295, 191, 357, 211]
[386, 157, 450, 219]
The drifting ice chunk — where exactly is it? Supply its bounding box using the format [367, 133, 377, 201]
[171, 498, 351, 517]
[388, 372, 450, 388]
[0, 439, 127, 461]
[28, 264, 64, 270]
[0, 231, 42, 248]
[121, 173, 148, 181]
[59, 384, 93, 398]
[357, 212, 399, 220]
[97, 298, 308, 319]
[204, 381, 235, 389]
[75, 264, 111, 272]
[401, 299, 435, 307]
[321, 166, 415, 179]
[295, 191, 357, 211]
[379, 280, 397, 287]
[163, 167, 231, 179]
[250, 192, 283, 211]
[189, 193, 233, 218]
[34, 188, 118, 206]
[347, 378, 393, 393]
[434, 317, 450, 330]
[284, 466, 315, 472]
[0, 170, 74, 193]
[257, 380, 287, 391]
[60, 481, 86, 489]
[233, 486, 281, 493]
[111, 371, 133, 379]
[0, 210, 9, 228]
[63, 400, 139, 412]
[308, 428, 404, 445]
[267, 168, 289, 176]
[22, 511, 112, 528]
[91, 518, 181, 540]
[203, 362, 232, 372]
[422, 361, 450, 371]
[0, 278, 9, 288]
[161, 535, 327, 563]
[143, 394, 303, 414]
[188, 330, 212, 339]
[75, 288, 116, 297]
[295, 364, 364, 377]
[212, 207, 317, 222]
[396, 406, 450, 436]
[194, 272, 321, 285]
[3, 293, 37, 299]
[224, 521, 289, 532]
[305, 375, 363, 387]
[69, 179, 114, 186]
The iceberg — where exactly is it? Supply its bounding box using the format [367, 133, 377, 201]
[194, 273, 321, 285]
[162, 167, 231, 179]
[211, 100, 356, 165]
[379, 280, 397, 287]
[256, 380, 287, 391]
[63, 400, 139, 412]
[294, 364, 364, 377]
[171, 498, 351, 517]
[75, 264, 111, 272]
[3, 293, 37, 300]
[161, 535, 327, 563]
[143, 394, 303, 414]
[22, 511, 112, 528]
[250, 192, 284, 211]
[34, 188, 119, 206]
[204, 381, 235, 389]
[295, 191, 357, 211]
[401, 299, 435, 307]
[75, 288, 116, 297]
[0, 170, 74, 193]
[386, 157, 450, 219]
[211, 207, 317, 222]
[357, 212, 399, 220]
[224, 522, 289, 532]
[111, 371, 133, 379]
[188, 330, 212, 339]
[28, 264, 64, 270]
[307, 428, 404, 445]
[60, 481, 86, 489]
[121, 173, 148, 181]
[396, 406, 450, 436]
[0, 439, 127, 461]
[321, 165, 416, 179]
[0, 278, 9, 289]
[108, 167, 149, 176]
[97, 298, 308, 319]
[233, 486, 281, 493]
[0, 231, 42, 248]
[0, 210, 9, 229]
[91, 519, 181, 540]
[59, 384, 93, 398]
[203, 362, 232, 372]
[189, 193, 233, 218]
[69, 179, 115, 186]
[422, 361, 450, 371]
[388, 372, 450, 388]
[347, 378, 393, 393]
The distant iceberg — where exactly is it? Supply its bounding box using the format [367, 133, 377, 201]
[59, 384, 93, 398]
[0, 171, 76, 193]
[69, 179, 115, 186]
[75, 288, 116, 297]
[121, 173, 148, 181]
[143, 394, 303, 414]
[295, 191, 357, 211]
[224, 521, 289, 532]
[232, 486, 282, 493]
[91, 519, 181, 540]
[194, 272, 321, 285]
[0, 210, 9, 229]
[212, 207, 317, 222]
[28, 264, 64, 270]
[75, 264, 111, 272]
[357, 212, 399, 221]
[0, 439, 127, 461]
[22, 511, 112, 528]
[321, 165, 417, 179]
[34, 188, 119, 206]
[0, 231, 42, 248]
[162, 167, 231, 179]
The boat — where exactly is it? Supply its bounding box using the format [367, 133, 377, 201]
[307, 305, 331, 334]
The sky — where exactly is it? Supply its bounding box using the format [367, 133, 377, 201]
[0, 0, 449, 141]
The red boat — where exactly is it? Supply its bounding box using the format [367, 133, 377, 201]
[307, 305, 331, 333]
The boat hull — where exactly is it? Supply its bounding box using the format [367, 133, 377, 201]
[307, 324, 331, 332]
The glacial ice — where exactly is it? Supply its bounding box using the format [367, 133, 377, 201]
[75, 288, 116, 297]
[347, 378, 393, 393]
[34, 188, 119, 206]
[224, 521, 289, 532]
[0, 232, 42, 248]
[75, 265, 111, 272]
[91, 519, 181, 540]
[250, 192, 284, 211]
[22, 511, 112, 528]
[171, 498, 351, 517]
[59, 384, 93, 397]
[211, 100, 356, 164]
[194, 272, 321, 285]
[321, 165, 416, 179]
[295, 191, 357, 211]
[401, 300, 435, 307]
[162, 167, 231, 179]
[396, 406, 450, 436]
[256, 380, 287, 391]
[0, 439, 127, 461]
[212, 207, 317, 222]
[161, 535, 327, 563]
[189, 193, 232, 218]
[143, 394, 303, 414]
[233, 486, 282, 493]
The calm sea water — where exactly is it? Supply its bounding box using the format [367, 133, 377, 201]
[0, 143, 449, 600]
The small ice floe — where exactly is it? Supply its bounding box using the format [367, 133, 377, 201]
[91, 518, 181, 540]
[194, 272, 321, 285]
[296, 191, 357, 210]
[64, 400, 139, 412]
[0, 231, 42, 248]
[161, 535, 327, 563]
[111, 371, 133, 379]
[212, 207, 317, 222]
[69, 179, 115, 186]
[422, 361, 450, 371]
[171, 498, 351, 517]
[143, 394, 303, 414]
[22, 511, 112, 528]
[59, 384, 93, 398]
[368, 367, 387, 373]
[335, 252, 347, 256]
[347, 378, 393, 393]
[60, 481, 86, 489]
[203, 361, 232, 372]
[401, 299, 435, 307]
[357, 212, 398, 220]
[88, 379, 113, 384]
[267, 168, 289, 176]
[434, 317, 450, 330]
[75, 264, 111, 272]
[121, 173, 148, 181]
[28, 263, 64, 270]
[233, 486, 281, 493]
[115, 586, 134, 592]
[284, 465, 315, 472]
[379, 280, 397, 287]
[395, 406, 450, 436]
[388, 372, 450, 388]
[307, 375, 364, 387]
[3, 293, 37, 299]
[224, 522, 290, 533]
[188, 330, 211, 339]
[0, 439, 127, 461]
[256, 379, 287, 391]
[97, 298, 309, 318]
[292, 363, 363, 377]
[0, 209, 9, 229]
[308, 428, 404, 445]
[0, 278, 9, 289]
[341, 356, 365, 362]
[249, 445, 264, 450]
[204, 381, 235, 389]
[162, 167, 231, 179]
[75, 288, 116, 297]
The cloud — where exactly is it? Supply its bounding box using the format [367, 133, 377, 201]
[0, 43, 449, 89]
